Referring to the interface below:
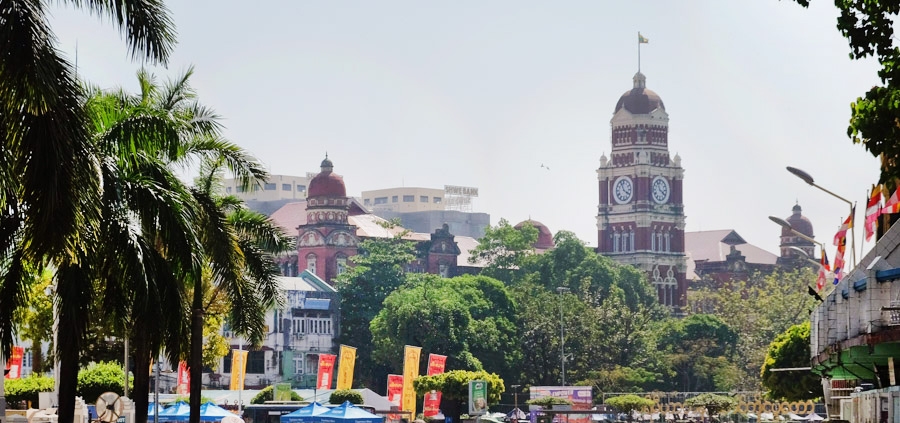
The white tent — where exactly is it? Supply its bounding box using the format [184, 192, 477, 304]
[787, 413, 805, 421]
[805, 413, 824, 421]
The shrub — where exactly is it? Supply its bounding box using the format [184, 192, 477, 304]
[77, 361, 133, 403]
[330, 389, 363, 405]
[250, 385, 303, 404]
[4, 374, 55, 408]
[526, 396, 573, 409]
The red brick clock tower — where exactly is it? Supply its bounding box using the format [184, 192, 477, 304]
[596, 72, 688, 311]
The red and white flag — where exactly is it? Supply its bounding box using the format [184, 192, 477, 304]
[176, 361, 190, 395]
[865, 187, 883, 241]
[883, 187, 900, 215]
[816, 250, 831, 292]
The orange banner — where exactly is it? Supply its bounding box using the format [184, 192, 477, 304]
[402, 346, 422, 417]
[423, 354, 447, 417]
[5, 346, 24, 379]
[336, 345, 357, 390]
[229, 350, 248, 390]
[176, 361, 190, 395]
[317, 354, 337, 390]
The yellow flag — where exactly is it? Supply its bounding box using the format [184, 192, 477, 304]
[229, 350, 249, 390]
[401, 346, 422, 417]
[336, 345, 357, 390]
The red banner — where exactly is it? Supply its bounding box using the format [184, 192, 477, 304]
[423, 354, 447, 417]
[317, 354, 337, 389]
[4, 346, 24, 379]
[176, 361, 190, 395]
[387, 374, 404, 407]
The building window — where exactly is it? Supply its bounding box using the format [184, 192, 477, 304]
[439, 264, 449, 278]
[252, 185, 260, 192]
[236, 186, 245, 193]
[247, 351, 265, 374]
[629, 231, 635, 252]
[403, 195, 414, 202]
[306, 254, 317, 275]
[665, 233, 671, 252]
[420, 196, 428, 202]
[364, 199, 371, 206]
[613, 232, 620, 253]
[282, 183, 291, 191]
[433, 197, 442, 203]
[264, 183, 276, 191]
[374, 197, 388, 205]
[226, 187, 232, 193]
[337, 256, 347, 275]
[392, 196, 398, 203]
[297, 185, 306, 192]
[651, 230, 656, 251]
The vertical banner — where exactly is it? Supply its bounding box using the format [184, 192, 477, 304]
[422, 354, 447, 417]
[336, 345, 357, 390]
[401, 346, 422, 417]
[4, 346, 24, 379]
[387, 374, 404, 407]
[468, 380, 488, 415]
[176, 361, 190, 394]
[229, 350, 248, 390]
[890, 357, 896, 386]
[317, 354, 337, 389]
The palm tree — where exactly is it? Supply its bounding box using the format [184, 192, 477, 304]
[1, 3, 175, 423]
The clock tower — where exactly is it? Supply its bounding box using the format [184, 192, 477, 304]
[596, 72, 688, 311]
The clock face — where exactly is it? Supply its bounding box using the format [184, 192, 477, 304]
[613, 176, 634, 204]
[652, 176, 670, 204]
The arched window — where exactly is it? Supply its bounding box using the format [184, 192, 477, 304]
[629, 230, 635, 252]
[613, 232, 621, 253]
[336, 254, 347, 275]
[306, 253, 317, 275]
[665, 232, 671, 252]
[651, 230, 656, 251]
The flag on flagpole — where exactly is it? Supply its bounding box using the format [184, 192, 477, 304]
[866, 186, 883, 241]
[833, 239, 847, 285]
[638, 32, 649, 44]
[883, 186, 900, 214]
[816, 250, 830, 292]
[833, 208, 855, 246]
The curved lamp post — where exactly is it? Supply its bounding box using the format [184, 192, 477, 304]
[786, 166, 857, 267]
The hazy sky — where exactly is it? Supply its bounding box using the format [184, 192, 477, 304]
[50, 1, 883, 259]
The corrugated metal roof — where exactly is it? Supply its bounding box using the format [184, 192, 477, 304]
[304, 298, 331, 310]
[685, 229, 778, 265]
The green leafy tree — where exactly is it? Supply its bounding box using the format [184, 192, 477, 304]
[370, 274, 520, 382]
[605, 394, 656, 422]
[0, 2, 174, 422]
[330, 389, 363, 405]
[76, 361, 133, 404]
[683, 393, 738, 422]
[334, 236, 416, 389]
[525, 396, 573, 409]
[792, 0, 900, 185]
[468, 219, 538, 281]
[250, 386, 303, 404]
[3, 375, 54, 408]
[414, 370, 504, 422]
[12, 268, 53, 373]
[761, 321, 823, 401]
[688, 268, 817, 390]
[658, 314, 741, 392]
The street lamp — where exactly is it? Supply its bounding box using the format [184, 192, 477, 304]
[786, 166, 857, 267]
[768, 216, 826, 254]
[556, 286, 570, 386]
[510, 384, 521, 421]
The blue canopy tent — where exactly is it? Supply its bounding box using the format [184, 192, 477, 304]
[316, 401, 383, 423]
[158, 401, 191, 422]
[148, 402, 163, 417]
[280, 402, 331, 423]
[170, 402, 240, 422]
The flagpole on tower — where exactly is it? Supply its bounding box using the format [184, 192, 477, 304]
[637, 32, 649, 72]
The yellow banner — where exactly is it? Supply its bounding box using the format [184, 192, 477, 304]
[229, 350, 249, 390]
[336, 345, 357, 390]
[401, 345, 422, 416]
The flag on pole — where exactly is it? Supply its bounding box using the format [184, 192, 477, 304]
[883, 186, 900, 214]
[816, 250, 830, 292]
[833, 241, 847, 285]
[638, 32, 649, 44]
[866, 186, 883, 241]
[833, 208, 855, 246]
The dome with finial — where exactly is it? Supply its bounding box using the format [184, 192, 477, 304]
[308, 154, 346, 198]
[514, 219, 554, 250]
[614, 72, 665, 114]
[782, 203, 814, 239]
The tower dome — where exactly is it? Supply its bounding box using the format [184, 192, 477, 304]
[308, 155, 346, 198]
[782, 203, 815, 239]
[515, 219, 554, 250]
[614, 72, 665, 114]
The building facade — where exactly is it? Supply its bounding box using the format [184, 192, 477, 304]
[222, 174, 310, 201]
[596, 72, 688, 311]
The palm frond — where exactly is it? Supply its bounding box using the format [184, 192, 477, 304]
[64, 0, 176, 65]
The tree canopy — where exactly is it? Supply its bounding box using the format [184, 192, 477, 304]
[761, 321, 823, 401]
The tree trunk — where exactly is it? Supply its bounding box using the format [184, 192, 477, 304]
[440, 398, 463, 423]
[32, 342, 43, 373]
[189, 303, 204, 423]
[57, 324, 80, 423]
[131, 331, 152, 423]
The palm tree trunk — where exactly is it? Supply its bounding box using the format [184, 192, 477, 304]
[190, 283, 204, 423]
[131, 331, 152, 423]
[32, 342, 44, 373]
[57, 330, 80, 423]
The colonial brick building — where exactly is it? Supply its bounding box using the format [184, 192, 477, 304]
[596, 72, 688, 311]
